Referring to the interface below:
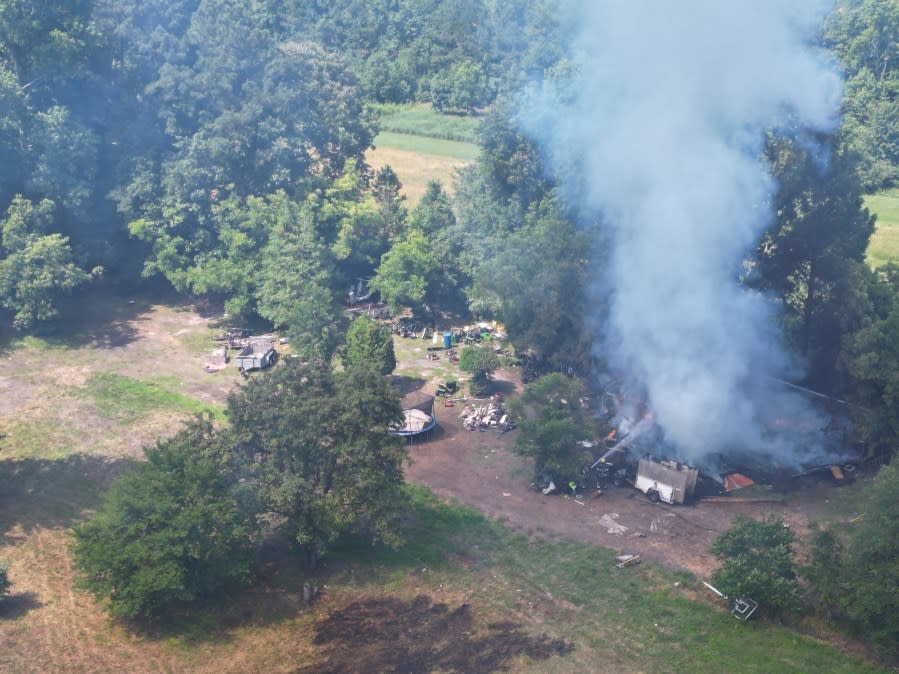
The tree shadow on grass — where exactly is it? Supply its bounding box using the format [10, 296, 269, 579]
[0, 592, 43, 619]
[0, 454, 136, 543]
[135, 487, 493, 646]
[0, 288, 145, 354]
[390, 374, 429, 395]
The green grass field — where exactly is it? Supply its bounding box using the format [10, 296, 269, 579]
[366, 104, 479, 205]
[373, 102, 482, 143]
[864, 188, 899, 267]
[373, 130, 479, 161]
[318, 486, 886, 673]
[81, 373, 224, 422]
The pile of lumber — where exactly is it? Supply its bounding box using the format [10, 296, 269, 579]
[460, 401, 512, 432]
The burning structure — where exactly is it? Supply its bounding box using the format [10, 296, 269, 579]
[521, 1, 845, 474]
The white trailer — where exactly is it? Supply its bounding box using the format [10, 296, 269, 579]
[635, 456, 699, 504]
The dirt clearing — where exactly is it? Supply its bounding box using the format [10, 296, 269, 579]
[403, 364, 866, 578]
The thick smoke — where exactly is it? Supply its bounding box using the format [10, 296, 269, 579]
[521, 1, 843, 466]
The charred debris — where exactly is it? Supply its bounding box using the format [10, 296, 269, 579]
[533, 377, 869, 504]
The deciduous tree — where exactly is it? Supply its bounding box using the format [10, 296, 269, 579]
[710, 516, 799, 617]
[458, 344, 500, 396]
[72, 418, 254, 619]
[227, 360, 406, 566]
[508, 373, 590, 483]
[344, 315, 396, 375]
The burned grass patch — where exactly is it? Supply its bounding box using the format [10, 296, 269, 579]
[296, 594, 573, 674]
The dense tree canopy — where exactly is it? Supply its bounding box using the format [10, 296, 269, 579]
[804, 460, 899, 655]
[344, 315, 397, 375]
[825, 0, 899, 190]
[74, 354, 410, 618]
[72, 418, 255, 619]
[710, 516, 800, 618]
[756, 136, 875, 391]
[508, 373, 591, 482]
[227, 360, 407, 565]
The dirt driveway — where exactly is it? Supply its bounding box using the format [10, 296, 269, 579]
[404, 368, 855, 578]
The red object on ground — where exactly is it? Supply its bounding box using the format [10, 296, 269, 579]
[723, 472, 755, 492]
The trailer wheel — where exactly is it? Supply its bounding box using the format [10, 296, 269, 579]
[646, 489, 661, 503]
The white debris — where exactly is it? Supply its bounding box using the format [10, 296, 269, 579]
[599, 514, 628, 535]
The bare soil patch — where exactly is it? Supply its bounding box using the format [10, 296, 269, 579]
[405, 367, 860, 578]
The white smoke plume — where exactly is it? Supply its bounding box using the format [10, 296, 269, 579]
[520, 1, 843, 466]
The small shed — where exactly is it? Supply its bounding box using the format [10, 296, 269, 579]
[235, 338, 277, 372]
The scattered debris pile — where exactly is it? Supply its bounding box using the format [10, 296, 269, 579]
[203, 347, 229, 373]
[615, 553, 641, 568]
[460, 398, 514, 432]
[212, 327, 251, 349]
[392, 317, 422, 338]
[346, 302, 390, 320]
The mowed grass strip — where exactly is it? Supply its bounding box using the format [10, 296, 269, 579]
[82, 373, 223, 422]
[374, 131, 479, 160]
[864, 188, 899, 268]
[373, 102, 482, 143]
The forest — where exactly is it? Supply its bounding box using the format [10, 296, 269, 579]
[0, 0, 898, 668]
[0, 0, 895, 457]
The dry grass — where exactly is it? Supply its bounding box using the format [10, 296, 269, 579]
[366, 144, 473, 206]
[0, 297, 889, 673]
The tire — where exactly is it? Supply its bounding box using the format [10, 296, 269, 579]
[647, 489, 661, 503]
[612, 473, 625, 487]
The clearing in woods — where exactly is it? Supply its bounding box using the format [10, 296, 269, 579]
[0, 295, 890, 672]
[366, 104, 479, 205]
[864, 187, 899, 268]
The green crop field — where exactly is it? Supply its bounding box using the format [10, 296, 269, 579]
[367, 132, 478, 205]
[373, 102, 482, 143]
[864, 188, 899, 267]
[373, 130, 479, 161]
[366, 104, 480, 205]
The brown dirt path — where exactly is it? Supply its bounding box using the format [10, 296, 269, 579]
[405, 367, 852, 578]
